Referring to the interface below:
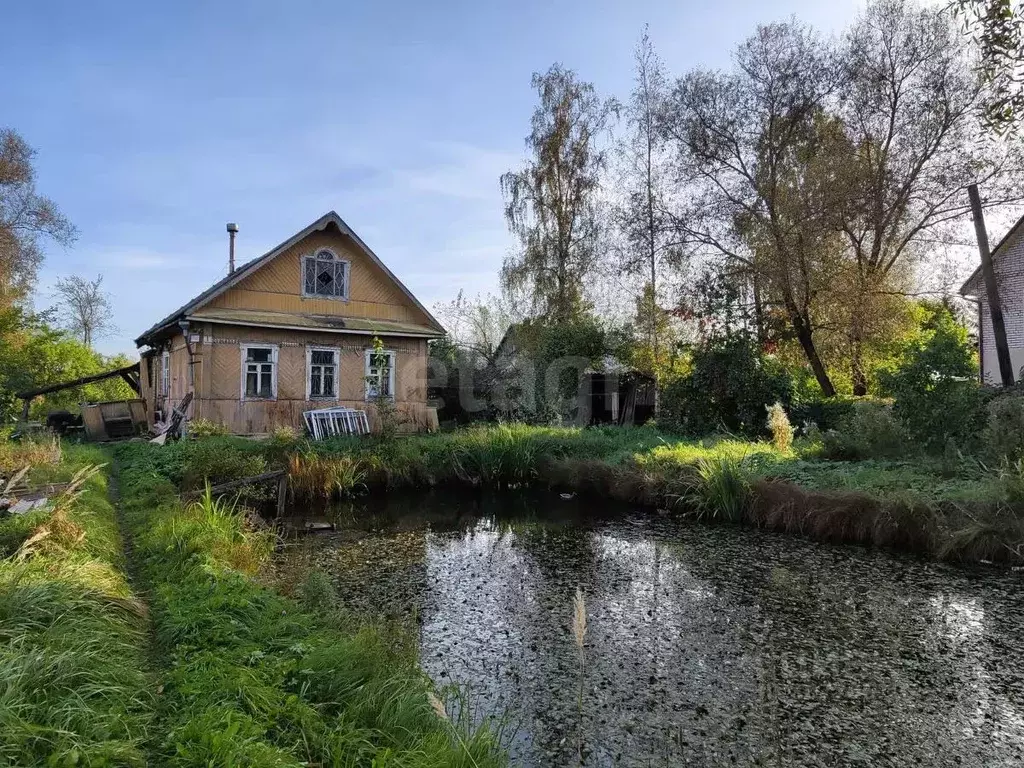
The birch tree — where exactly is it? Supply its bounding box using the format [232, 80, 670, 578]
[501, 64, 618, 323]
[53, 274, 114, 348]
[615, 29, 679, 403]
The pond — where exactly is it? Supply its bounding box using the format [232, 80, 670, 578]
[280, 491, 1024, 767]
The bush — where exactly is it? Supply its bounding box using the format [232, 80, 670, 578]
[186, 418, 229, 438]
[880, 308, 983, 453]
[766, 402, 794, 453]
[980, 393, 1024, 465]
[661, 336, 792, 438]
[789, 396, 858, 433]
[821, 401, 910, 460]
[688, 455, 750, 522]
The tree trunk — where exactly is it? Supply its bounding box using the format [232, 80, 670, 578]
[785, 300, 836, 397]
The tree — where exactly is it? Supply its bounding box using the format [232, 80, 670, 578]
[501, 64, 618, 323]
[0, 128, 76, 309]
[661, 20, 843, 395]
[615, 29, 679, 408]
[836, 0, 1024, 392]
[52, 274, 114, 348]
[954, 0, 1024, 129]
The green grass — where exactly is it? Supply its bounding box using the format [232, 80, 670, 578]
[112, 442, 507, 767]
[126, 423, 1024, 564]
[0, 444, 154, 767]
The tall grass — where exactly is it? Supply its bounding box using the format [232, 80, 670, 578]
[0, 445, 153, 767]
[689, 456, 751, 523]
[113, 441, 507, 767]
[0, 434, 61, 474]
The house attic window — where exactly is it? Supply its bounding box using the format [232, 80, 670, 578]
[303, 248, 349, 299]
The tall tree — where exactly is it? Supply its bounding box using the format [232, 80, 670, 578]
[52, 274, 114, 348]
[955, 0, 1024, 129]
[661, 21, 843, 395]
[836, 0, 1024, 392]
[615, 29, 678, 407]
[501, 64, 618, 323]
[0, 129, 76, 309]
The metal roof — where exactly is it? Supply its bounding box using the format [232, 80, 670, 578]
[188, 308, 444, 338]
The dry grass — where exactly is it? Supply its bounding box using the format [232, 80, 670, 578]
[0, 435, 61, 474]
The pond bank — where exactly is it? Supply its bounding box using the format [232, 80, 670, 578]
[278, 424, 1024, 566]
[280, 490, 1024, 767]
[112, 442, 507, 766]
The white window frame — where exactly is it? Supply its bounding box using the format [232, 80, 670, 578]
[364, 348, 396, 401]
[161, 351, 170, 398]
[301, 248, 350, 301]
[306, 346, 341, 400]
[240, 344, 279, 401]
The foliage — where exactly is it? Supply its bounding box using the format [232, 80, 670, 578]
[499, 316, 609, 422]
[766, 402, 794, 453]
[880, 307, 983, 452]
[820, 400, 910, 461]
[186, 417, 229, 438]
[501, 64, 618, 323]
[367, 335, 404, 440]
[981, 392, 1024, 464]
[660, 336, 792, 438]
[0, 128, 76, 308]
[688, 456, 751, 522]
[51, 273, 115, 348]
[0, 307, 135, 422]
[954, 0, 1024, 129]
[789, 395, 858, 434]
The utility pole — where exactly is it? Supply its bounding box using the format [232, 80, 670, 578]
[968, 184, 1015, 387]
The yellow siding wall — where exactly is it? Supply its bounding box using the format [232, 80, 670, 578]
[197, 323, 428, 435]
[205, 226, 433, 326]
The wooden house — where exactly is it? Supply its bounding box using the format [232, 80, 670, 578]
[135, 212, 445, 434]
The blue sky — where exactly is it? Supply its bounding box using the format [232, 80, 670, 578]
[2, 0, 861, 355]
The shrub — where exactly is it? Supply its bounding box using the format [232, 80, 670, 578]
[187, 418, 229, 438]
[980, 393, 1024, 465]
[789, 396, 858, 433]
[766, 402, 794, 453]
[179, 439, 268, 491]
[821, 401, 910, 460]
[688, 455, 750, 522]
[880, 308, 983, 452]
[660, 336, 792, 438]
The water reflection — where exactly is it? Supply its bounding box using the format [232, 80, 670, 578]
[280, 490, 1024, 767]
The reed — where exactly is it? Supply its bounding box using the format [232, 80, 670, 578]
[571, 586, 588, 765]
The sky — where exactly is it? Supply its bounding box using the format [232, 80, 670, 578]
[2, 0, 866, 355]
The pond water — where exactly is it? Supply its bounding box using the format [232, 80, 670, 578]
[281, 491, 1024, 767]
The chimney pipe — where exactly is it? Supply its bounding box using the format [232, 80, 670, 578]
[226, 222, 238, 273]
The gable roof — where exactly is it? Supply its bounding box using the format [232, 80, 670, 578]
[959, 212, 1024, 297]
[135, 211, 445, 346]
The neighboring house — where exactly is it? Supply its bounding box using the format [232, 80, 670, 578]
[960, 213, 1024, 385]
[135, 211, 445, 434]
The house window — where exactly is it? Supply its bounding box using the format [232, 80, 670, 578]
[307, 347, 339, 399]
[364, 348, 395, 400]
[241, 345, 277, 400]
[302, 249, 349, 299]
[161, 351, 170, 397]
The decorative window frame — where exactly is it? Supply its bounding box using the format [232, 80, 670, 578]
[301, 248, 351, 301]
[161, 351, 170, 398]
[240, 343, 279, 401]
[364, 348, 396, 401]
[306, 345, 341, 401]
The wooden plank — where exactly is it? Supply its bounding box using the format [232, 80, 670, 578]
[16, 363, 141, 400]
